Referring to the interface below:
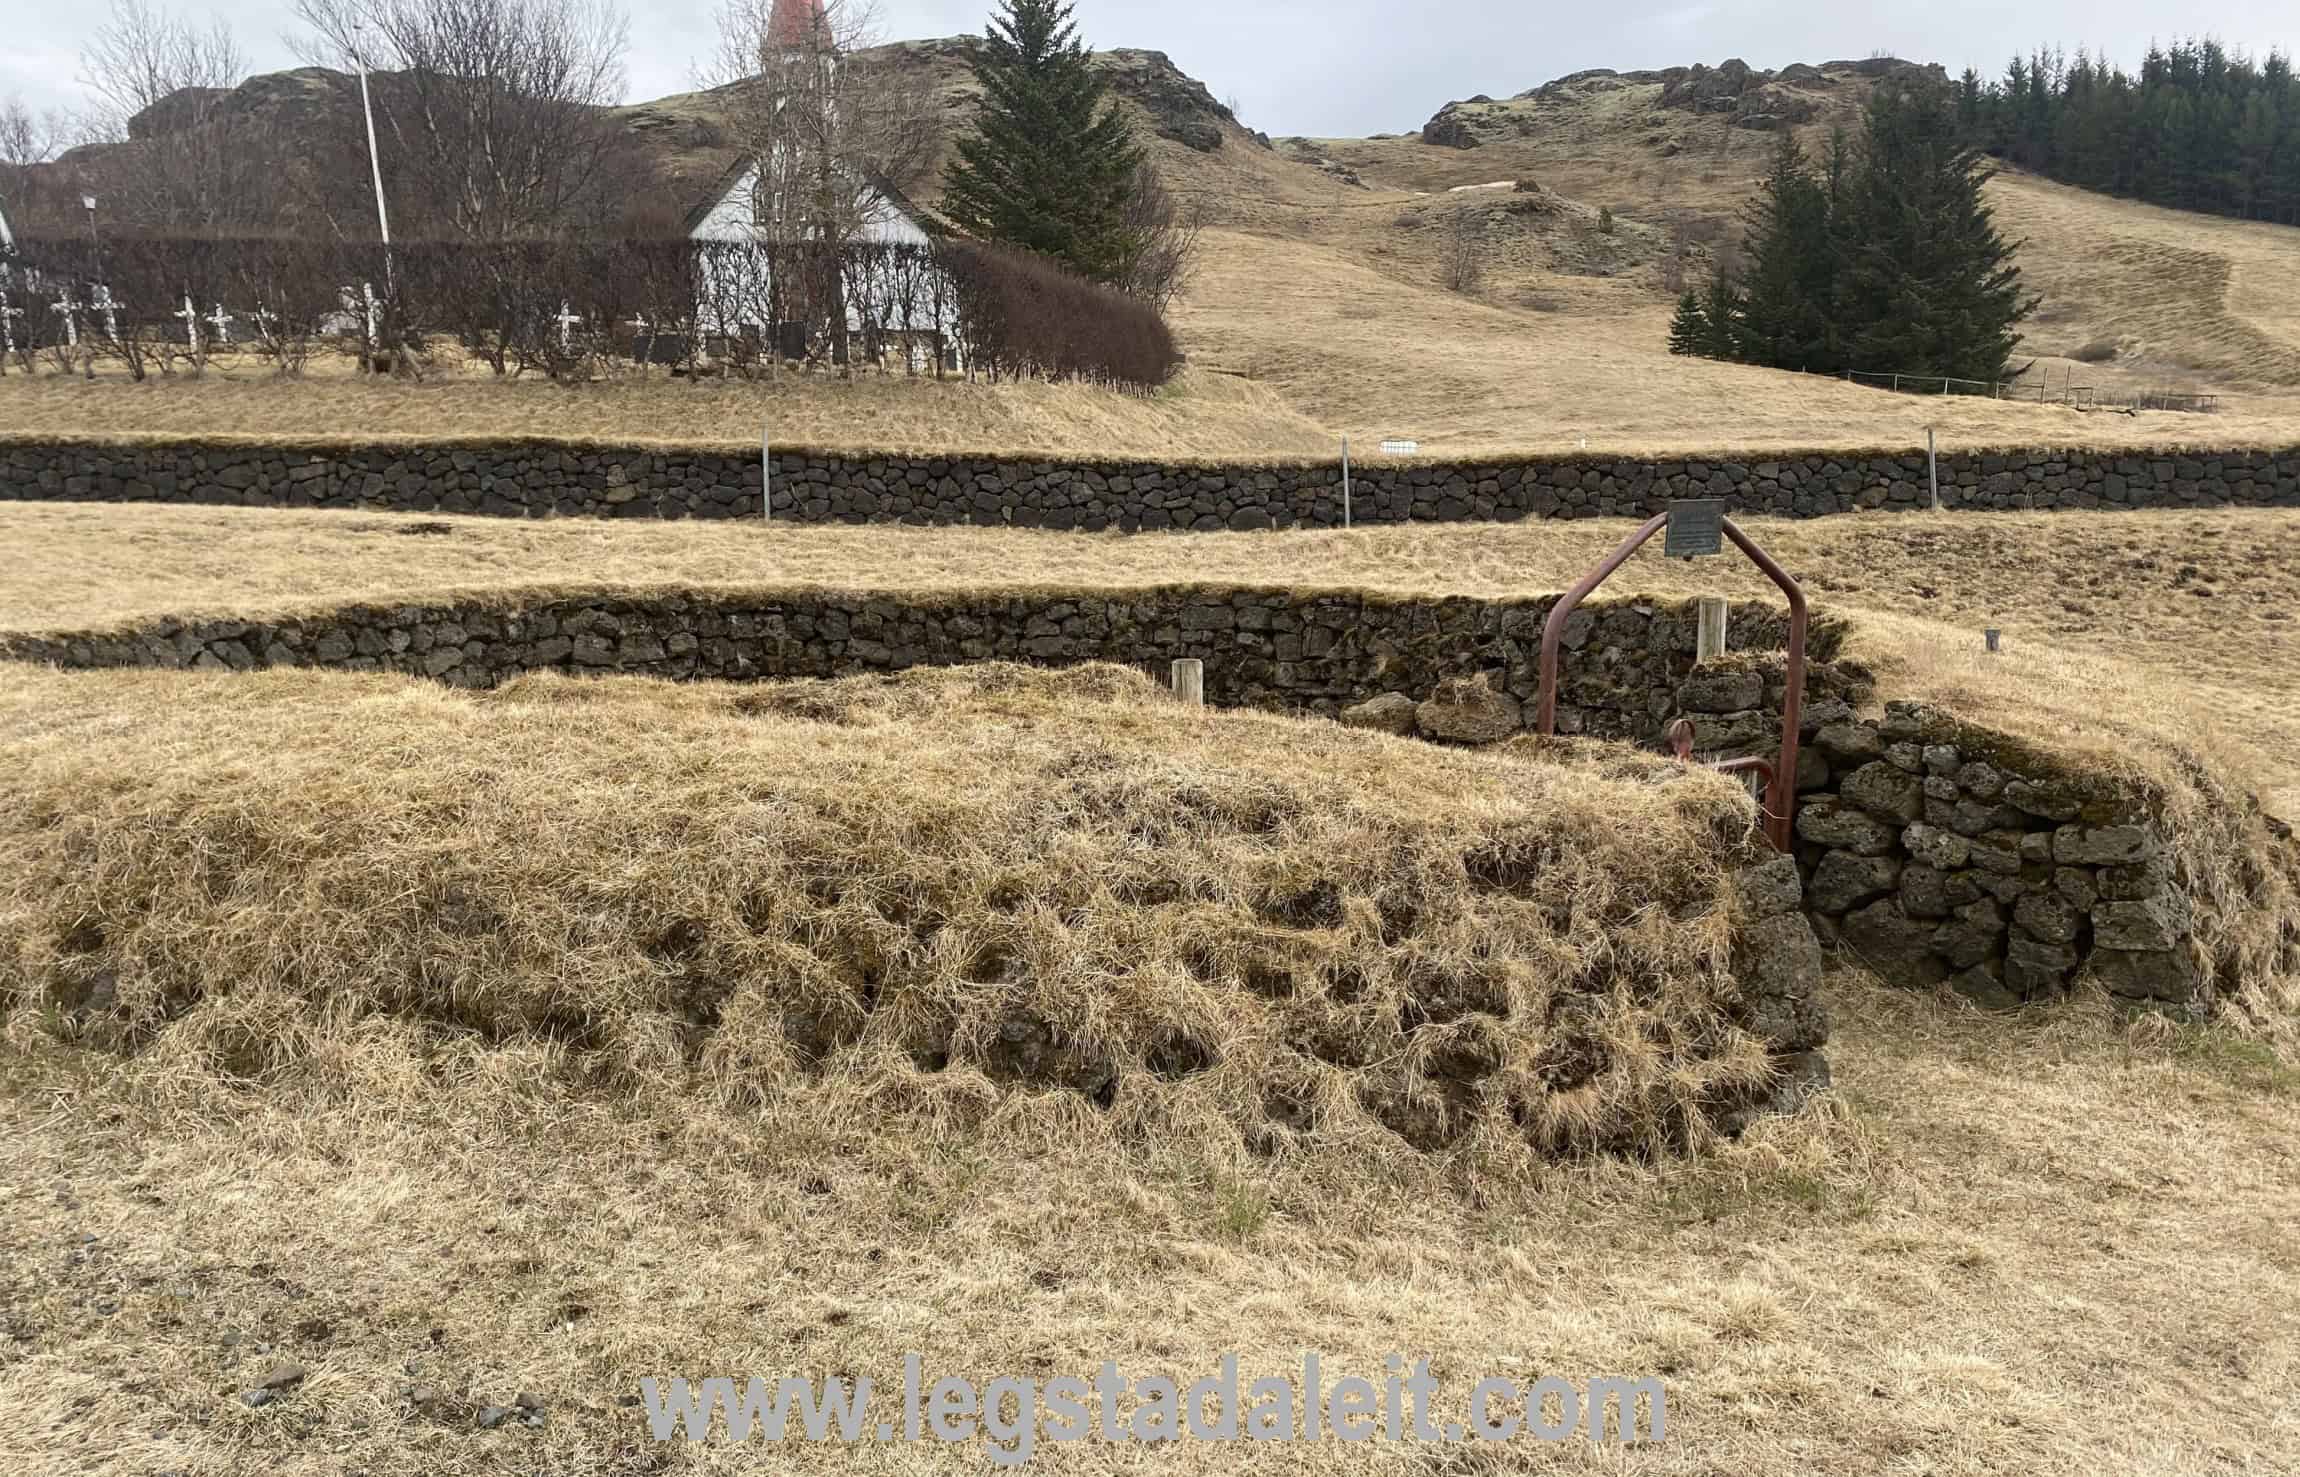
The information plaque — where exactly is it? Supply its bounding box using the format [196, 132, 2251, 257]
[1665, 499, 1726, 558]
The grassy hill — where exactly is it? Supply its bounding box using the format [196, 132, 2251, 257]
[12, 49, 2300, 459]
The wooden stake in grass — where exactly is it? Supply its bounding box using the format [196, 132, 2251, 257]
[1928, 427, 1940, 511]
[1697, 597, 1730, 664]
[1171, 659, 1204, 706]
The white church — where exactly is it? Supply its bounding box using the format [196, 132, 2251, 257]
[683, 0, 963, 371]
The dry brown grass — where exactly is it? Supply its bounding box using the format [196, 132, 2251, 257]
[1170, 226, 2300, 458]
[4, 951, 2297, 1476]
[2, 498, 2292, 790]
[1, 663, 2297, 1476]
[0, 661, 1788, 1169]
[0, 365, 1339, 460]
[14, 153, 2300, 464]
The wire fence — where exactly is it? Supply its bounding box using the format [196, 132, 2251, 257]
[1842, 369, 2220, 415]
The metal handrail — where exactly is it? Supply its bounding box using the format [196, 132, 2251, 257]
[1536, 509, 1808, 852]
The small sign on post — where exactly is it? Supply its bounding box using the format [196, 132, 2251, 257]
[1665, 499, 1726, 559]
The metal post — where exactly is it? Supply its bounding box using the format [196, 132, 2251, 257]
[1927, 428, 1939, 511]
[1340, 436, 1351, 529]
[352, 25, 394, 292]
[761, 419, 772, 523]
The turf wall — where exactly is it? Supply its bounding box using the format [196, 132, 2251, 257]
[3, 586, 2229, 1016]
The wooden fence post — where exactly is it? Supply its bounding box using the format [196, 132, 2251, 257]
[1696, 597, 1729, 664]
[1171, 659, 1204, 706]
[1928, 428, 1940, 511]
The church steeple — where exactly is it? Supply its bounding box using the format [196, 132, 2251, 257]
[767, 0, 828, 51]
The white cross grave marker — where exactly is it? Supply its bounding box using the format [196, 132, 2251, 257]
[90, 286, 120, 342]
[51, 295, 80, 350]
[206, 303, 234, 344]
[556, 301, 583, 352]
[176, 295, 203, 353]
[0, 294, 22, 360]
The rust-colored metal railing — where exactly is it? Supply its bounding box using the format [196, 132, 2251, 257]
[1536, 510, 1808, 852]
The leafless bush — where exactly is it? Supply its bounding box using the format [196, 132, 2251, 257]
[6, 233, 1182, 391]
[937, 240, 1181, 388]
[1439, 211, 1483, 295]
[1111, 166, 1201, 315]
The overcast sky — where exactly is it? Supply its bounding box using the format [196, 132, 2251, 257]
[11, 0, 2300, 141]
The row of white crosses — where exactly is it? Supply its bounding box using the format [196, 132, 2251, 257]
[173, 295, 238, 352]
[43, 287, 121, 351]
[6, 286, 272, 359]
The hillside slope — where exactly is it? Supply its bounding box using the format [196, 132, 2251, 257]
[15, 48, 2300, 459]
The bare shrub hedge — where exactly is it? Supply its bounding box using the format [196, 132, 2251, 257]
[0, 235, 1183, 391]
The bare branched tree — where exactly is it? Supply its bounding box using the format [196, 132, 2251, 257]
[1111, 164, 1201, 315]
[703, 0, 939, 367]
[705, 0, 938, 245]
[78, 0, 246, 139]
[1, 96, 70, 168]
[294, 0, 635, 241]
[71, 0, 276, 232]
[1439, 208, 1483, 295]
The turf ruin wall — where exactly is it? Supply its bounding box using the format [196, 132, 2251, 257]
[3, 586, 2228, 1017]
[4, 439, 2298, 526]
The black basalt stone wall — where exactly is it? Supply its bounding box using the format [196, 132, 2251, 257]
[0, 589, 1843, 748]
[4, 440, 2297, 527]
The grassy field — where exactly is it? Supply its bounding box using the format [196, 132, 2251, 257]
[5, 980, 2297, 1477]
[0, 663, 2297, 1476]
[6, 51, 2300, 1477]
[4, 499, 2294, 807]
[0, 365, 1342, 459]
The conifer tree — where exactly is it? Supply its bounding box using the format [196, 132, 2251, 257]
[939, 0, 1144, 284]
[1833, 74, 2035, 382]
[1737, 130, 1839, 372]
[1697, 267, 1744, 360]
[1667, 289, 1708, 356]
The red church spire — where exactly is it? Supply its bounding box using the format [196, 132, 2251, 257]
[767, 0, 827, 48]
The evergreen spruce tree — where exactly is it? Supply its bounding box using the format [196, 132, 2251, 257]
[1834, 75, 2036, 383]
[939, 0, 1144, 283]
[1697, 267, 1744, 361]
[1667, 290, 1708, 355]
[1737, 130, 1840, 372]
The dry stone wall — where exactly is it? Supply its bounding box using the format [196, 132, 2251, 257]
[1, 589, 1844, 750]
[4, 440, 2298, 527]
[1792, 704, 2204, 1014]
